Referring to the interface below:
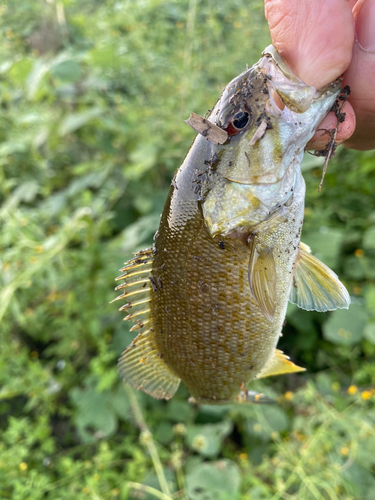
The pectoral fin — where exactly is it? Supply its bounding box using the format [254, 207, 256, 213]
[256, 349, 305, 379]
[290, 244, 350, 312]
[248, 238, 277, 322]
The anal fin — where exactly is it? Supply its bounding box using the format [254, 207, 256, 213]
[114, 248, 180, 399]
[256, 349, 305, 379]
[290, 243, 350, 312]
[248, 238, 277, 322]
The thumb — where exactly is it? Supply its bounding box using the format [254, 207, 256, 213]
[265, 0, 354, 88]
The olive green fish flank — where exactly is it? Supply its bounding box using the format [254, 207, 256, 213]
[115, 46, 350, 404]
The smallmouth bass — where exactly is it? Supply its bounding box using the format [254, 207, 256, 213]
[114, 46, 350, 404]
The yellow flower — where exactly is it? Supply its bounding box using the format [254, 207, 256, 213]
[239, 453, 247, 461]
[354, 249, 364, 258]
[347, 385, 358, 395]
[284, 391, 293, 401]
[340, 446, 349, 456]
[19, 462, 28, 471]
[361, 390, 372, 400]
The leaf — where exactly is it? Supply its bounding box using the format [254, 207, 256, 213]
[344, 255, 366, 280]
[363, 323, 375, 344]
[51, 60, 82, 83]
[59, 107, 103, 136]
[243, 406, 289, 441]
[121, 214, 160, 252]
[186, 421, 232, 457]
[70, 387, 118, 443]
[363, 226, 375, 250]
[323, 303, 368, 345]
[167, 399, 195, 422]
[26, 60, 50, 99]
[303, 228, 344, 268]
[108, 384, 131, 420]
[128, 471, 176, 500]
[186, 460, 241, 500]
[2, 181, 39, 211]
[124, 143, 158, 181]
[343, 462, 375, 500]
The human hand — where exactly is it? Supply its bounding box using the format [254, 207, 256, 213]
[265, 0, 375, 151]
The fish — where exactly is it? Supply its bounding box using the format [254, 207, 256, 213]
[113, 45, 350, 405]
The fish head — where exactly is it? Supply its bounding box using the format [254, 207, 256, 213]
[202, 45, 341, 238]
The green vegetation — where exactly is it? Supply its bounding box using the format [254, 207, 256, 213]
[1, 1, 375, 499]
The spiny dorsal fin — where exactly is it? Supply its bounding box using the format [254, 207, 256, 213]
[248, 238, 277, 322]
[256, 349, 305, 379]
[290, 244, 350, 312]
[111, 248, 154, 316]
[114, 248, 180, 399]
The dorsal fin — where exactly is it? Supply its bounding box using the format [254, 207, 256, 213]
[114, 248, 180, 399]
[290, 243, 350, 312]
[248, 237, 277, 322]
[256, 349, 305, 379]
[111, 247, 154, 330]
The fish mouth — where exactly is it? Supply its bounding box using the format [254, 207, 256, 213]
[223, 173, 281, 185]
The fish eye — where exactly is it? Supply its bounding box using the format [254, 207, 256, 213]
[232, 111, 250, 130]
[224, 109, 252, 136]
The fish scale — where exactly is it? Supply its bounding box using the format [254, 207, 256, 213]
[115, 45, 351, 404]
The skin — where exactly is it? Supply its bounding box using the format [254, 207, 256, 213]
[265, 0, 375, 151]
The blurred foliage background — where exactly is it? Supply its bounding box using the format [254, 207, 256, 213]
[1, 0, 375, 499]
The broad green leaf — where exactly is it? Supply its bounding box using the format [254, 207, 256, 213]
[51, 60, 82, 82]
[323, 303, 368, 345]
[364, 323, 375, 344]
[186, 460, 241, 500]
[59, 107, 103, 135]
[108, 384, 131, 420]
[363, 226, 375, 250]
[70, 387, 118, 443]
[121, 214, 160, 252]
[303, 228, 344, 269]
[344, 255, 366, 280]
[244, 405, 289, 441]
[186, 421, 232, 457]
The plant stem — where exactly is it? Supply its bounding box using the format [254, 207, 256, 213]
[127, 482, 174, 500]
[124, 385, 172, 498]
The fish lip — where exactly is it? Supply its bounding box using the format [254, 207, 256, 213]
[224, 176, 280, 186]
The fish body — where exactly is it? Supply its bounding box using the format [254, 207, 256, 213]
[115, 46, 350, 404]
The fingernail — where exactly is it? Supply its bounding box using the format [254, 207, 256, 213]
[356, 0, 375, 52]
